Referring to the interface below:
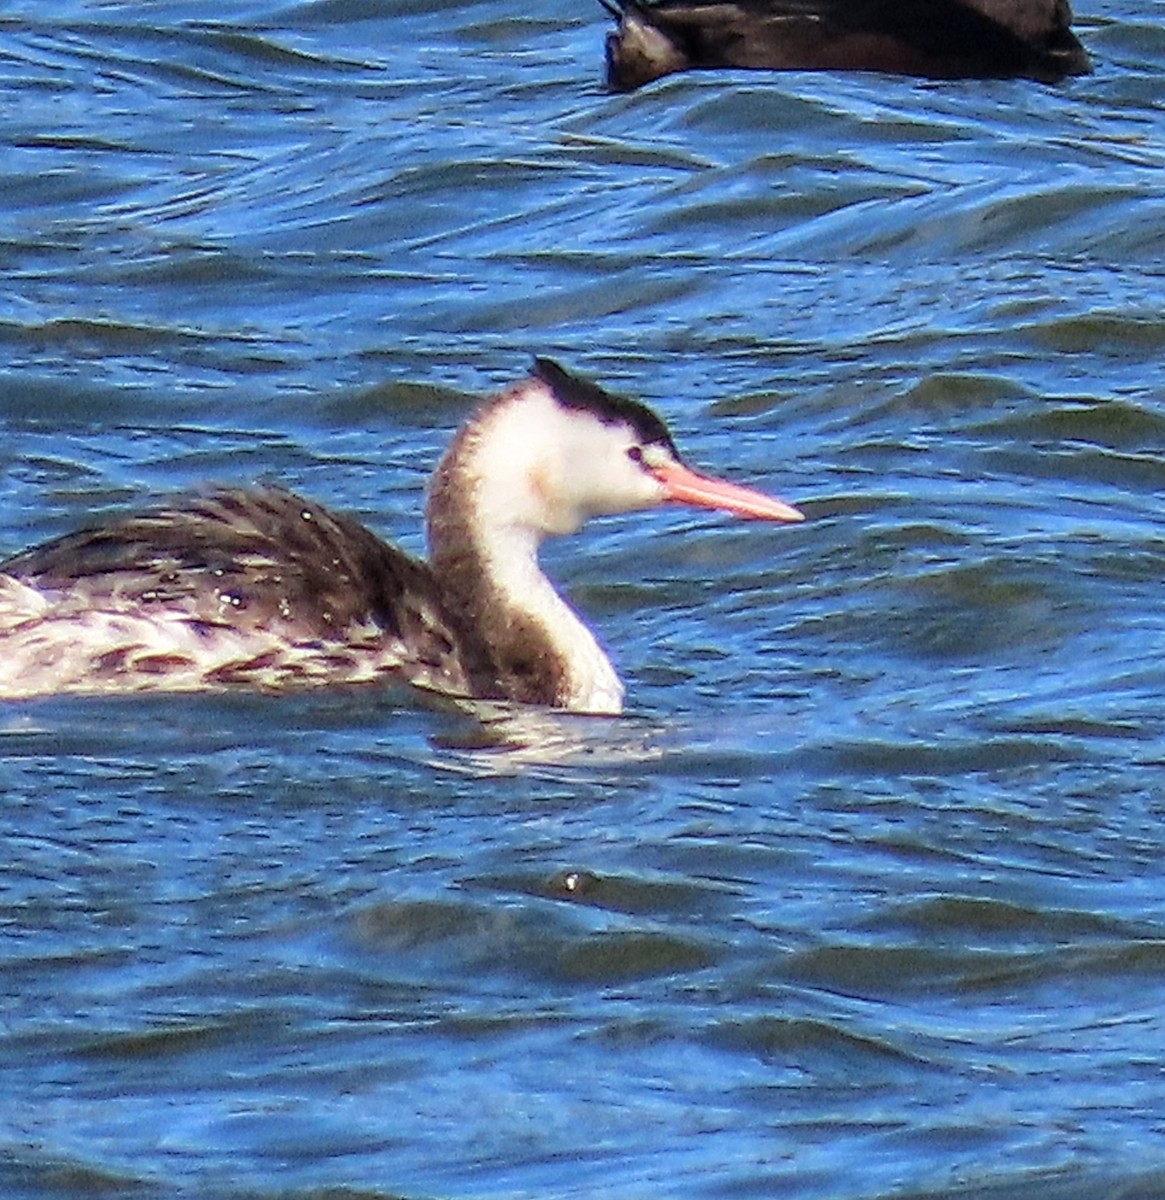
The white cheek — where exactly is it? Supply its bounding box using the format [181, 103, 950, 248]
[581, 457, 665, 517]
[632, 469, 668, 508]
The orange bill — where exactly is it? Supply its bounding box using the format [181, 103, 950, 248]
[652, 460, 805, 523]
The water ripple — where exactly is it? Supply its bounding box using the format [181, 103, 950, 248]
[3, 1, 1165, 1197]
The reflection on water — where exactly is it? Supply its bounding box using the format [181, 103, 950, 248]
[3, 1, 1165, 1198]
[429, 700, 669, 774]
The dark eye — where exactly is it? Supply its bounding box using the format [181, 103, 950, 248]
[627, 446, 645, 465]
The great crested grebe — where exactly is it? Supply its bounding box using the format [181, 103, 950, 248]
[0, 359, 804, 713]
[603, 0, 1091, 91]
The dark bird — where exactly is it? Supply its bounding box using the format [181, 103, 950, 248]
[603, 0, 1091, 91]
[0, 359, 804, 712]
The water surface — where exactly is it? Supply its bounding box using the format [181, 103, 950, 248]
[3, 2, 1165, 1197]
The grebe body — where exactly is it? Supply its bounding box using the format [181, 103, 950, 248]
[0, 360, 803, 713]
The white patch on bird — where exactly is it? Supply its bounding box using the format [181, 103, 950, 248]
[0, 595, 430, 699]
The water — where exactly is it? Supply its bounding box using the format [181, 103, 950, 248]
[3, 2, 1165, 1197]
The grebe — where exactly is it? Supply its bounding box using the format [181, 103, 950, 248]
[603, 0, 1091, 91]
[0, 359, 804, 712]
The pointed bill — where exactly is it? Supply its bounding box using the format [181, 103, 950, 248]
[652, 461, 805, 523]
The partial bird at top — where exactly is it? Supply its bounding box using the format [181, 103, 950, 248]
[0, 359, 804, 713]
[603, 0, 1091, 91]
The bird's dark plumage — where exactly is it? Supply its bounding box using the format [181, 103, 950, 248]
[603, 0, 1091, 90]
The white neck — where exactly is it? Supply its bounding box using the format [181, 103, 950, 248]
[481, 523, 624, 714]
[426, 383, 628, 713]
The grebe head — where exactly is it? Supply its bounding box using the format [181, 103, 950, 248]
[443, 357, 804, 543]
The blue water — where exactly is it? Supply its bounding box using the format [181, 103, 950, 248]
[3, 2, 1165, 1197]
